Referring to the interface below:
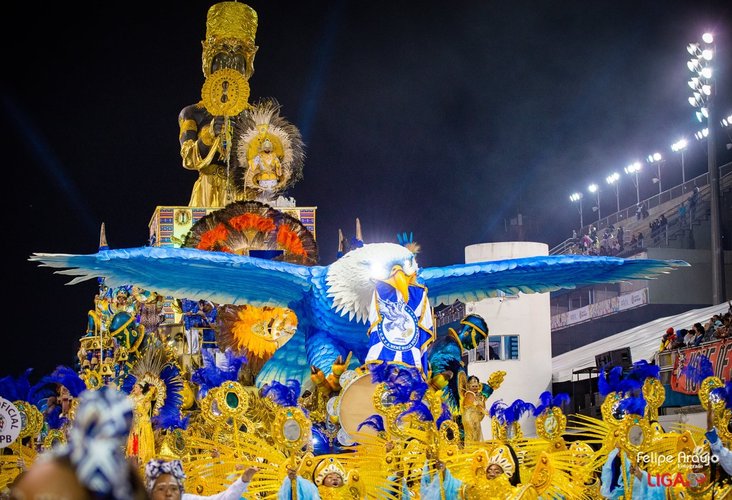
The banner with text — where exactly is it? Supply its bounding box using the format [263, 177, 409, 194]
[670, 339, 732, 395]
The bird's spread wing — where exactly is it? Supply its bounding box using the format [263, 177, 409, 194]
[419, 254, 689, 307]
[30, 247, 316, 307]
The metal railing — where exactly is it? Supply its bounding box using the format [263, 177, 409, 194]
[551, 162, 732, 255]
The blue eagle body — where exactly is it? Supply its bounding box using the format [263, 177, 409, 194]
[31, 243, 688, 389]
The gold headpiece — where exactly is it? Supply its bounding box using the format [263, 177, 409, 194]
[314, 457, 347, 486]
[202, 2, 259, 78]
[486, 444, 516, 478]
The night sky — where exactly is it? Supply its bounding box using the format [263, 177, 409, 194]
[4, 1, 732, 378]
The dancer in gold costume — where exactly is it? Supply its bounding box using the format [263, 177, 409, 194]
[126, 382, 156, 465]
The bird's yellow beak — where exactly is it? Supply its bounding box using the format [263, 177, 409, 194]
[382, 265, 415, 302]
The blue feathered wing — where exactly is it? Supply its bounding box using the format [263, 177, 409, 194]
[418, 254, 688, 307]
[30, 247, 316, 308]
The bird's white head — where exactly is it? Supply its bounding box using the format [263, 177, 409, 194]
[326, 242, 419, 322]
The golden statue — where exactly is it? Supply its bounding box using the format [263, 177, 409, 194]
[179, 2, 258, 208]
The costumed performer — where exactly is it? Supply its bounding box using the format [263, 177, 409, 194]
[127, 382, 157, 465]
[461, 374, 503, 443]
[277, 465, 320, 500]
[419, 459, 462, 500]
[706, 385, 732, 476]
[600, 447, 664, 500]
[10, 387, 147, 500]
[145, 459, 258, 500]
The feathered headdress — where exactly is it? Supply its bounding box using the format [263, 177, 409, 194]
[0, 368, 33, 402]
[616, 395, 647, 417]
[490, 399, 536, 426]
[397, 231, 421, 255]
[260, 379, 301, 407]
[191, 349, 246, 398]
[121, 345, 184, 427]
[234, 97, 305, 195]
[357, 414, 386, 434]
[534, 391, 570, 416]
[626, 360, 660, 385]
[45, 365, 86, 398]
[710, 381, 732, 410]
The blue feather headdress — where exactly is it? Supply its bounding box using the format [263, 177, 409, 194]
[260, 379, 301, 407]
[626, 360, 660, 385]
[710, 381, 732, 410]
[191, 349, 246, 398]
[121, 346, 184, 431]
[46, 365, 87, 397]
[369, 363, 428, 405]
[505, 399, 536, 425]
[533, 391, 570, 416]
[616, 395, 647, 417]
[490, 399, 535, 427]
[598, 364, 645, 396]
[358, 414, 386, 434]
[0, 368, 33, 402]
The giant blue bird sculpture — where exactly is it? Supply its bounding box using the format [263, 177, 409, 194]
[30, 242, 687, 388]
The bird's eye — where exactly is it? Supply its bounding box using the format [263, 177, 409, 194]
[370, 263, 388, 280]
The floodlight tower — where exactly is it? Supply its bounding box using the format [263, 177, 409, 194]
[687, 32, 725, 303]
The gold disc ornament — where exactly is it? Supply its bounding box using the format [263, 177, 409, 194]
[201, 68, 250, 116]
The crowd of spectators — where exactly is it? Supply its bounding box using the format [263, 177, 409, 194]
[659, 303, 732, 352]
[567, 225, 637, 257]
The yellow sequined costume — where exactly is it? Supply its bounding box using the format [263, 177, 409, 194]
[126, 388, 156, 464]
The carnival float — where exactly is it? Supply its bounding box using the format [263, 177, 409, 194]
[2, 2, 730, 499]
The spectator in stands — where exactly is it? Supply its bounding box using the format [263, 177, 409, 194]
[671, 329, 687, 349]
[630, 234, 637, 248]
[683, 328, 696, 347]
[641, 204, 649, 219]
[692, 323, 705, 347]
[637, 232, 644, 248]
[616, 226, 624, 251]
[659, 328, 676, 351]
[679, 202, 687, 227]
[689, 187, 699, 220]
[636, 203, 643, 220]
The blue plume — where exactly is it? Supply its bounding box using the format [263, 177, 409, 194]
[48, 366, 86, 397]
[505, 399, 536, 425]
[397, 232, 414, 246]
[370, 363, 427, 405]
[153, 363, 184, 430]
[627, 360, 660, 384]
[534, 391, 570, 416]
[616, 395, 646, 416]
[710, 381, 732, 410]
[617, 375, 643, 395]
[599, 366, 624, 396]
[153, 412, 190, 431]
[45, 406, 66, 430]
[191, 350, 245, 398]
[0, 368, 33, 401]
[311, 425, 331, 455]
[260, 379, 301, 407]
[397, 400, 434, 423]
[357, 414, 385, 434]
[489, 400, 508, 424]
[436, 402, 452, 429]
[682, 354, 714, 385]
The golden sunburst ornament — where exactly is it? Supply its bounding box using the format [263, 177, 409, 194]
[201, 68, 250, 116]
